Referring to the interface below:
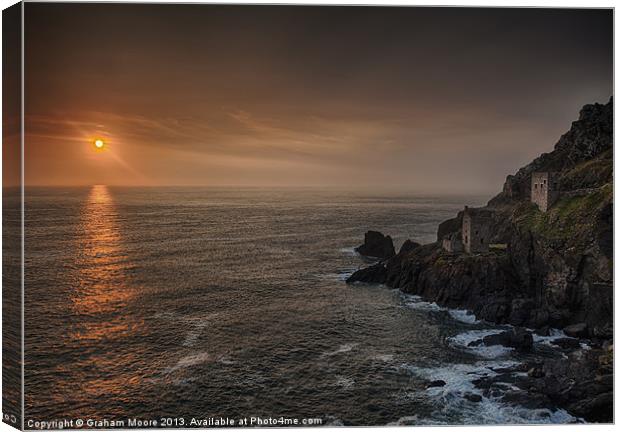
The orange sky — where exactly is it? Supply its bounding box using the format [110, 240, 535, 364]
[22, 4, 612, 193]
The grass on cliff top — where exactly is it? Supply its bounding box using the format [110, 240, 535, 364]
[513, 183, 612, 243]
[559, 150, 612, 189]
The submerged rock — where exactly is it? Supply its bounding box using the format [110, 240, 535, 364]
[464, 393, 482, 403]
[426, 380, 446, 388]
[551, 337, 581, 350]
[354, 231, 395, 260]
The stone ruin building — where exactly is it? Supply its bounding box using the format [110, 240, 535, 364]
[442, 232, 463, 253]
[462, 206, 493, 254]
[531, 172, 558, 212]
[441, 206, 493, 254]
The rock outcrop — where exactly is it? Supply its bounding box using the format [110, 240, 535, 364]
[470, 344, 612, 423]
[354, 230, 396, 260]
[476, 328, 534, 352]
[346, 262, 387, 284]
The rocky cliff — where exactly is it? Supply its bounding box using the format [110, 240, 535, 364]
[346, 98, 613, 422]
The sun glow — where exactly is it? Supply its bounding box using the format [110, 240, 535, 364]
[94, 139, 105, 150]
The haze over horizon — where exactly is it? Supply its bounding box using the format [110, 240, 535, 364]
[22, 5, 612, 193]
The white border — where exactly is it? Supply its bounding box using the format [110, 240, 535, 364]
[0, 1, 616, 432]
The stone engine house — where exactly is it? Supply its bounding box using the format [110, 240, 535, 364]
[442, 232, 463, 253]
[531, 172, 558, 212]
[462, 206, 493, 254]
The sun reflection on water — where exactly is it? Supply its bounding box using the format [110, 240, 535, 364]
[72, 185, 135, 320]
[68, 185, 145, 405]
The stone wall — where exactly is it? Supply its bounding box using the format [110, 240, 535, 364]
[462, 208, 493, 253]
[531, 172, 558, 212]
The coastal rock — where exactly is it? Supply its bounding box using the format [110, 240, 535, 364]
[384, 244, 520, 320]
[464, 393, 482, 403]
[508, 298, 536, 326]
[436, 215, 462, 242]
[481, 328, 533, 352]
[346, 263, 387, 284]
[347, 239, 421, 285]
[528, 367, 545, 378]
[354, 231, 395, 260]
[398, 239, 421, 255]
[564, 323, 588, 338]
[426, 380, 446, 388]
[568, 392, 613, 423]
[551, 338, 581, 350]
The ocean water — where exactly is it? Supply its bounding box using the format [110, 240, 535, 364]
[23, 186, 578, 426]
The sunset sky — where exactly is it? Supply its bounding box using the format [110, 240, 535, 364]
[24, 4, 612, 193]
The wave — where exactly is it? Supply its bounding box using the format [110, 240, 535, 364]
[401, 293, 590, 357]
[448, 329, 514, 359]
[337, 269, 356, 281]
[166, 352, 213, 373]
[339, 246, 359, 257]
[402, 294, 479, 324]
[334, 376, 355, 389]
[400, 361, 579, 425]
[322, 343, 359, 357]
[448, 308, 479, 324]
[372, 353, 395, 363]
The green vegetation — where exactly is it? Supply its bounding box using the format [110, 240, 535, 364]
[513, 183, 612, 244]
[559, 152, 612, 189]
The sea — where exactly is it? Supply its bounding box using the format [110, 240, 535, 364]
[22, 186, 581, 426]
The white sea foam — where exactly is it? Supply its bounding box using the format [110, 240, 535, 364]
[334, 376, 355, 389]
[167, 352, 212, 373]
[322, 343, 359, 357]
[532, 328, 568, 346]
[387, 415, 425, 426]
[182, 322, 209, 347]
[217, 355, 236, 365]
[323, 417, 345, 426]
[339, 247, 359, 257]
[531, 328, 591, 350]
[448, 309, 479, 324]
[337, 270, 356, 281]
[402, 295, 443, 312]
[402, 294, 480, 325]
[181, 313, 220, 347]
[448, 329, 514, 359]
[401, 361, 579, 425]
[373, 353, 395, 362]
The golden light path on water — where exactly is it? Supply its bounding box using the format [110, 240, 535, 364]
[68, 185, 144, 405]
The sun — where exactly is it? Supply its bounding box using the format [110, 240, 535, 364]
[93, 139, 105, 150]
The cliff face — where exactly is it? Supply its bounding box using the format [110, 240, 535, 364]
[349, 97, 613, 338]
